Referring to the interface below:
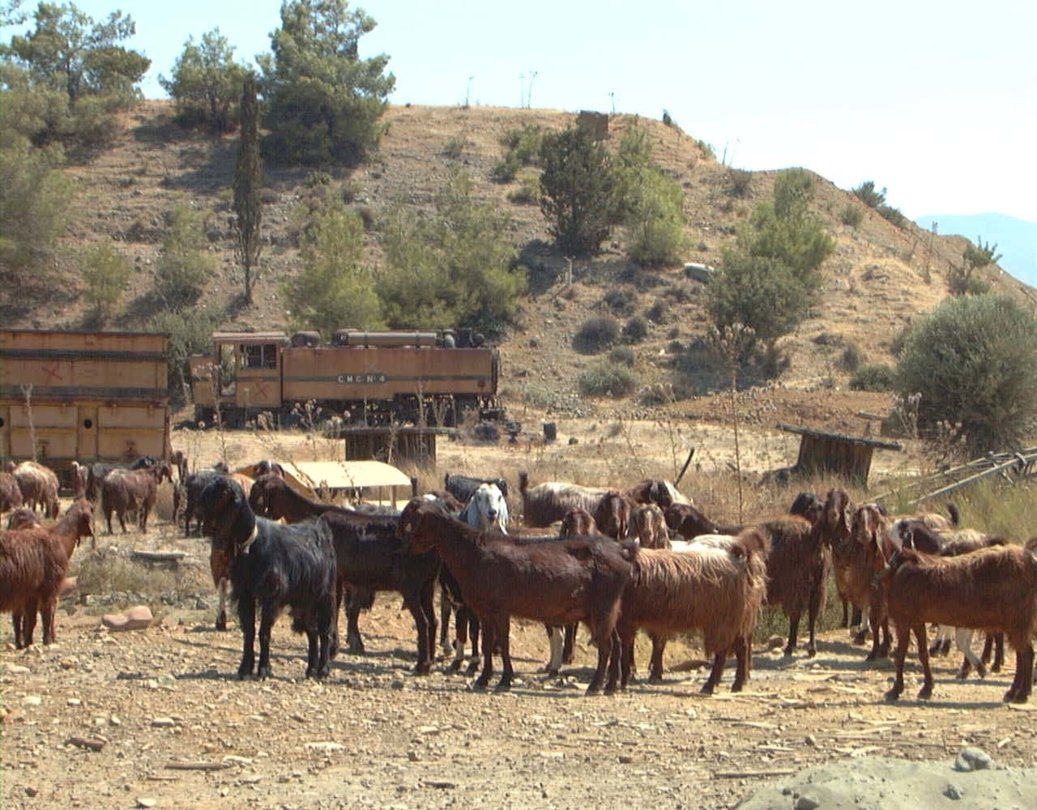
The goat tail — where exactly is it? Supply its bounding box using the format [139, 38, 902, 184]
[947, 502, 961, 527]
[518, 471, 530, 497]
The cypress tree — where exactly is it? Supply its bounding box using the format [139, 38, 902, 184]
[233, 73, 263, 304]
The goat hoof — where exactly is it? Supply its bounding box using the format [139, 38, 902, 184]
[449, 659, 463, 672]
[465, 662, 481, 677]
[413, 662, 431, 676]
[215, 617, 227, 632]
[917, 685, 933, 700]
[495, 680, 512, 692]
[473, 676, 490, 690]
[852, 633, 868, 646]
[884, 688, 902, 702]
[700, 683, 716, 696]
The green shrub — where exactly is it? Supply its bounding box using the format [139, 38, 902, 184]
[622, 315, 649, 344]
[852, 181, 886, 208]
[506, 174, 539, 205]
[151, 309, 219, 402]
[840, 341, 863, 372]
[603, 288, 636, 316]
[896, 294, 1037, 453]
[878, 204, 908, 229]
[727, 168, 753, 197]
[81, 241, 132, 326]
[840, 203, 864, 227]
[574, 316, 620, 354]
[609, 346, 636, 367]
[578, 361, 638, 398]
[645, 299, 669, 324]
[154, 203, 215, 311]
[849, 364, 897, 391]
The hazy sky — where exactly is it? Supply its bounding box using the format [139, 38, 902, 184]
[6, 0, 1036, 223]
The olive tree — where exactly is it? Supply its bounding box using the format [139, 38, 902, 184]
[897, 294, 1037, 454]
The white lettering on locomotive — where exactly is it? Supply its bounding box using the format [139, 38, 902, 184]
[336, 373, 388, 384]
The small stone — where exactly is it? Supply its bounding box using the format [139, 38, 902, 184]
[304, 742, 344, 753]
[795, 796, 821, 810]
[150, 717, 176, 728]
[804, 734, 817, 747]
[137, 798, 157, 808]
[23, 695, 42, 707]
[24, 786, 38, 797]
[67, 698, 81, 707]
[954, 747, 993, 772]
[618, 755, 633, 764]
[102, 605, 153, 632]
[943, 783, 965, 800]
[6, 664, 30, 675]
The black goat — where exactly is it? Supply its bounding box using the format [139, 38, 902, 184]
[444, 472, 509, 503]
[321, 510, 441, 674]
[198, 477, 337, 680]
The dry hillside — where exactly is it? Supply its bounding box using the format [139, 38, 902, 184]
[17, 100, 1036, 432]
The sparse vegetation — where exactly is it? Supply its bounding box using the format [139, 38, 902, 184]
[840, 203, 864, 227]
[492, 124, 542, 183]
[727, 168, 753, 197]
[622, 315, 649, 344]
[948, 236, 1000, 296]
[578, 360, 638, 398]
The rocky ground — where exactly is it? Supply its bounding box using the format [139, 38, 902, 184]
[3, 422, 1035, 809]
[3, 596, 1036, 810]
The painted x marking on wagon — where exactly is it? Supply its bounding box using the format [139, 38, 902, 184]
[40, 363, 63, 383]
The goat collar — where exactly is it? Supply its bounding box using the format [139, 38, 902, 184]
[237, 524, 259, 555]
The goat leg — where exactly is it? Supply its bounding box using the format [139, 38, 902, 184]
[495, 619, 514, 691]
[783, 611, 801, 657]
[885, 623, 910, 702]
[915, 624, 934, 700]
[585, 627, 612, 696]
[237, 599, 257, 679]
[256, 603, 277, 680]
[603, 629, 621, 695]
[731, 636, 750, 692]
[647, 633, 667, 683]
[474, 621, 496, 689]
[701, 651, 725, 695]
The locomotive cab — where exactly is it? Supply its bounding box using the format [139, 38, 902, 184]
[190, 331, 288, 423]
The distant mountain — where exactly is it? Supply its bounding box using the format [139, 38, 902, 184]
[914, 213, 1037, 288]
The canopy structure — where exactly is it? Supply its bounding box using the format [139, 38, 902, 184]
[239, 459, 416, 507]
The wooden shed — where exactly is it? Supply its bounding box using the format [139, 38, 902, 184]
[778, 423, 902, 484]
[339, 426, 458, 466]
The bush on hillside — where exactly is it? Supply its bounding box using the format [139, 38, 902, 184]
[896, 294, 1037, 454]
[578, 361, 638, 398]
[573, 316, 620, 354]
[849, 364, 897, 392]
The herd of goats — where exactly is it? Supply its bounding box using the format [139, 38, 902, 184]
[2, 455, 1037, 705]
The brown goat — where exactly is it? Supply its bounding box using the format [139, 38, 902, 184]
[760, 513, 829, 658]
[0, 471, 24, 514]
[629, 503, 670, 549]
[820, 488, 860, 632]
[1, 499, 95, 648]
[398, 498, 637, 695]
[101, 462, 173, 533]
[616, 528, 768, 694]
[663, 502, 721, 539]
[846, 504, 895, 660]
[10, 461, 59, 519]
[873, 541, 1037, 704]
[518, 472, 673, 533]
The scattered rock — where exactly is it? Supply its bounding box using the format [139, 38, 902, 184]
[151, 717, 176, 728]
[304, 742, 345, 753]
[953, 747, 993, 772]
[102, 605, 154, 631]
[794, 796, 821, 810]
[943, 783, 965, 800]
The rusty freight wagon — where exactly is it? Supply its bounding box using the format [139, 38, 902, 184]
[190, 329, 501, 427]
[0, 330, 171, 474]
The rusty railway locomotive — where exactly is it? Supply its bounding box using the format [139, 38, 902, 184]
[189, 328, 502, 427]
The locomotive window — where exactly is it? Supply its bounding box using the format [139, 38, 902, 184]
[243, 343, 277, 369]
[83, 418, 93, 429]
